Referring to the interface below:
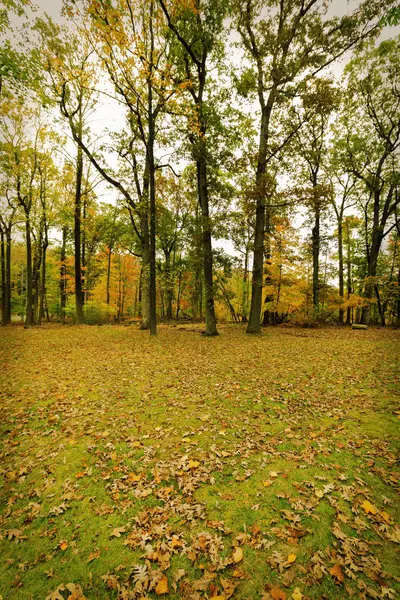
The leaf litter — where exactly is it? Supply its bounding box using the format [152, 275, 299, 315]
[0, 324, 399, 598]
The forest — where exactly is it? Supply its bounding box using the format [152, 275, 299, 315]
[0, 0, 399, 333]
[1, 2, 400, 600]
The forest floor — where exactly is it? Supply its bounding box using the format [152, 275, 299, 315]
[0, 324, 399, 600]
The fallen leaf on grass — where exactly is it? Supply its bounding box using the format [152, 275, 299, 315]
[232, 547, 243, 563]
[330, 564, 344, 583]
[65, 582, 87, 599]
[59, 541, 68, 551]
[110, 527, 126, 538]
[155, 575, 169, 594]
[270, 587, 286, 600]
[87, 549, 100, 562]
[361, 500, 378, 515]
[291, 588, 303, 600]
[45, 585, 65, 600]
[287, 554, 296, 563]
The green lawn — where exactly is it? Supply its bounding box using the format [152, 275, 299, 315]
[0, 324, 399, 600]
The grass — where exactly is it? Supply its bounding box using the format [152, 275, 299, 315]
[0, 323, 399, 600]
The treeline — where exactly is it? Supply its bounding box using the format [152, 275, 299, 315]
[0, 0, 399, 332]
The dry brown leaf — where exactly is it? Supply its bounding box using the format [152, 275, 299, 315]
[330, 564, 344, 583]
[232, 547, 243, 563]
[110, 527, 126, 538]
[270, 586, 287, 600]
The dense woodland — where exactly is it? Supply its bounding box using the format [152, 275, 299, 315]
[1, 0, 400, 334]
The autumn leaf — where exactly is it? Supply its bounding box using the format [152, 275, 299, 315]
[270, 586, 287, 600]
[291, 588, 303, 600]
[232, 547, 243, 563]
[188, 459, 200, 469]
[110, 527, 126, 538]
[155, 575, 169, 594]
[59, 540, 68, 551]
[87, 549, 100, 562]
[361, 500, 378, 515]
[330, 563, 344, 583]
[287, 554, 296, 563]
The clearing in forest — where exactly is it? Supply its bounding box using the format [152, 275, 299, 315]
[0, 325, 399, 600]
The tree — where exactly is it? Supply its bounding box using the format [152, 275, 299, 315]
[342, 38, 400, 323]
[157, 0, 231, 336]
[233, 0, 396, 333]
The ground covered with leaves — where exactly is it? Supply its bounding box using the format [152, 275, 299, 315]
[0, 324, 399, 600]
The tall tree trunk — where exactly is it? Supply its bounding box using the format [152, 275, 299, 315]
[106, 247, 112, 305]
[262, 207, 273, 326]
[24, 214, 33, 328]
[247, 104, 271, 334]
[197, 155, 218, 336]
[74, 126, 84, 325]
[346, 226, 352, 325]
[60, 226, 67, 324]
[338, 218, 344, 324]
[242, 245, 249, 323]
[1, 229, 5, 325]
[82, 194, 87, 305]
[5, 230, 11, 323]
[164, 250, 173, 320]
[147, 4, 157, 336]
[139, 205, 150, 330]
[39, 237, 48, 324]
[312, 205, 320, 310]
[148, 118, 157, 336]
[361, 235, 381, 324]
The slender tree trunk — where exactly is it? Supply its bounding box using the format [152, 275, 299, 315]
[24, 215, 33, 328]
[148, 120, 157, 336]
[242, 245, 249, 323]
[82, 194, 86, 306]
[74, 124, 84, 325]
[346, 227, 352, 325]
[39, 237, 48, 324]
[1, 229, 5, 325]
[312, 205, 320, 310]
[106, 247, 112, 305]
[60, 226, 67, 324]
[140, 207, 150, 330]
[5, 229, 11, 323]
[247, 106, 269, 334]
[164, 250, 173, 320]
[176, 268, 182, 319]
[197, 155, 218, 336]
[338, 218, 344, 324]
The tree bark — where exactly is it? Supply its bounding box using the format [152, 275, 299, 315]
[39, 238, 48, 324]
[345, 223, 352, 325]
[312, 204, 320, 310]
[60, 226, 67, 324]
[247, 106, 269, 333]
[74, 137, 84, 325]
[1, 229, 5, 325]
[24, 213, 33, 328]
[164, 250, 173, 320]
[196, 154, 218, 335]
[139, 202, 150, 330]
[337, 218, 344, 324]
[106, 247, 112, 305]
